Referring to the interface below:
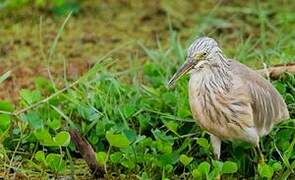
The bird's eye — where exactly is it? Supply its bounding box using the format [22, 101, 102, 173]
[203, 52, 207, 56]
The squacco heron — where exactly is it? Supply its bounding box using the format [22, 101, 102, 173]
[167, 37, 290, 159]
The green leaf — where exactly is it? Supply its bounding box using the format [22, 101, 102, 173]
[35, 151, 46, 163]
[155, 140, 172, 153]
[212, 160, 223, 177]
[198, 161, 211, 175]
[20, 89, 42, 105]
[48, 118, 61, 130]
[272, 162, 282, 171]
[197, 138, 210, 149]
[159, 152, 179, 167]
[179, 154, 193, 166]
[121, 159, 136, 169]
[212, 160, 223, 174]
[164, 121, 179, 135]
[23, 112, 43, 129]
[34, 129, 70, 147]
[95, 152, 107, 165]
[106, 131, 130, 148]
[258, 163, 274, 178]
[53, 131, 70, 147]
[165, 164, 173, 173]
[222, 161, 238, 174]
[34, 129, 53, 146]
[123, 129, 137, 143]
[0, 101, 14, 112]
[192, 169, 202, 179]
[0, 114, 10, 131]
[45, 153, 65, 173]
[277, 129, 293, 151]
[77, 105, 101, 122]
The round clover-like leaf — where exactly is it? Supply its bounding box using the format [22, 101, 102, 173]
[222, 161, 238, 174]
[35, 151, 46, 163]
[34, 129, 54, 146]
[53, 131, 71, 147]
[106, 131, 130, 148]
[197, 138, 210, 149]
[258, 163, 274, 178]
[96, 152, 107, 165]
[179, 154, 193, 166]
[198, 161, 211, 175]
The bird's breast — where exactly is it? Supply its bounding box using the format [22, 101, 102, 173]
[188, 72, 256, 142]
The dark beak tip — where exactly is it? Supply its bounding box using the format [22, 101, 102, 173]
[166, 80, 174, 89]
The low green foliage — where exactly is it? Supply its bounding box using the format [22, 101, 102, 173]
[1, 38, 294, 178]
[34, 151, 65, 173]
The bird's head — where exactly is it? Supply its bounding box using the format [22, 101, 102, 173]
[167, 37, 223, 87]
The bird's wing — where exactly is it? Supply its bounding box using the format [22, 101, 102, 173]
[229, 60, 289, 136]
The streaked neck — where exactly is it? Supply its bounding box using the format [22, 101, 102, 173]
[191, 52, 232, 95]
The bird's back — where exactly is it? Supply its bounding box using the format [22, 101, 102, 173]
[229, 60, 290, 136]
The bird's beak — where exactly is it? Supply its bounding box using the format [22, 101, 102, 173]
[167, 59, 194, 88]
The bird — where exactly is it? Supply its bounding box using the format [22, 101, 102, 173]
[167, 37, 290, 160]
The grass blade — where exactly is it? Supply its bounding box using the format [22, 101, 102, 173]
[0, 71, 11, 84]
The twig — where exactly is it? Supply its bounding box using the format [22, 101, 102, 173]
[257, 63, 295, 79]
[0, 110, 14, 115]
[69, 129, 105, 178]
